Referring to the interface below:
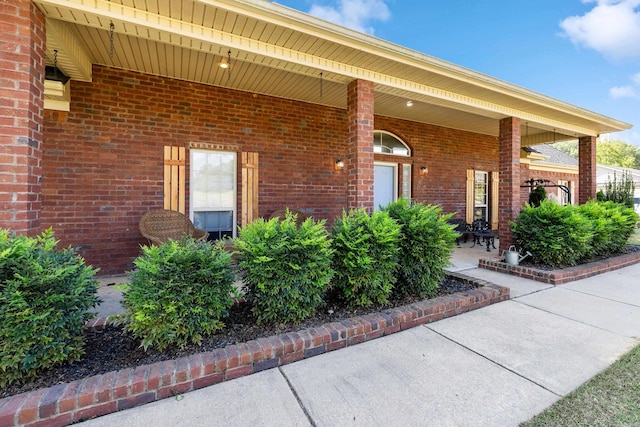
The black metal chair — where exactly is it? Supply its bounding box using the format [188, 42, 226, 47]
[448, 218, 474, 247]
[471, 219, 497, 252]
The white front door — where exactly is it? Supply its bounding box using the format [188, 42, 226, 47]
[374, 163, 397, 209]
[190, 150, 237, 240]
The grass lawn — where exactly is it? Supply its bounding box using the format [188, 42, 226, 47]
[630, 226, 640, 245]
[521, 343, 640, 426]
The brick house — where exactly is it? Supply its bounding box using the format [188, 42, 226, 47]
[2, 0, 631, 275]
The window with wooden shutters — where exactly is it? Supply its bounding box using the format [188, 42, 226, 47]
[466, 169, 499, 229]
[190, 150, 236, 240]
[474, 171, 489, 221]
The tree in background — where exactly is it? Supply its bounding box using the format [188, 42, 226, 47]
[597, 140, 640, 169]
[553, 140, 579, 158]
[552, 139, 640, 169]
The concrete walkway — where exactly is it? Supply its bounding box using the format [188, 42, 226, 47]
[80, 249, 640, 426]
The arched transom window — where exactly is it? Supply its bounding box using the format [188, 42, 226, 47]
[373, 131, 410, 156]
[373, 130, 412, 209]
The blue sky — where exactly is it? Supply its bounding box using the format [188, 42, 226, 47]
[273, 0, 640, 146]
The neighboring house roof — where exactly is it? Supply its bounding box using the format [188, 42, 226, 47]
[596, 164, 640, 186]
[524, 144, 640, 191]
[525, 144, 579, 167]
[597, 165, 640, 211]
[36, 0, 630, 143]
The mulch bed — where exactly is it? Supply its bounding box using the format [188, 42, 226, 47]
[2, 277, 475, 398]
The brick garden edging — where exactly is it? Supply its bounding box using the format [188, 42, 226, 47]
[0, 272, 508, 427]
[479, 250, 640, 285]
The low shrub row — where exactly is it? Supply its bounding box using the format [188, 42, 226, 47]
[121, 199, 457, 352]
[3, 204, 454, 385]
[512, 200, 638, 267]
[2, 198, 637, 385]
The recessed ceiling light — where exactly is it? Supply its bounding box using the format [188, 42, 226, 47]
[406, 100, 413, 107]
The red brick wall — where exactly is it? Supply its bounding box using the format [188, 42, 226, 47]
[346, 79, 375, 211]
[42, 66, 352, 274]
[498, 117, 521, 250]
[579, 136, 597, 203]
[42, 66, 500, 275]
[0, 0, 45, 235]
[374, 116, 498, 217]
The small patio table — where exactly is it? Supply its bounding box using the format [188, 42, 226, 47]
[470, 219, 497, 252]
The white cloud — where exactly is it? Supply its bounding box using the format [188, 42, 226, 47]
[609, 85, 638, 97]
[609, 70, 640, 98]
[560, 0, 640, 61]
[308, 0, 391, 35]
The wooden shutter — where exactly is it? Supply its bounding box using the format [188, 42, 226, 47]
[164, 146, 186, 214]
[466, 169, 475, 224]
[491, 171, 499, 230]
[241, 152, 259, 227]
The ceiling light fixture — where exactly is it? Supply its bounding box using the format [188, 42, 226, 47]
[406, 100, 413, 107]
[219, 50, 232, 83]
[219, 50, 231, 69]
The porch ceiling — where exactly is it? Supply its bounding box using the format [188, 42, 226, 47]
[35, 0, 631, 144]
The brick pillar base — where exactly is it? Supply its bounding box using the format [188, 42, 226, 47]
[0, 0, 45, 235]
[498, 117, 521, 251]
[346, 79, 374, 212]
[579, 136, 597, 204]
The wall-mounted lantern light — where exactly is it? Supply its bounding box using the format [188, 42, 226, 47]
[420, 166, 428, 176]
[335, 159, 345, 170]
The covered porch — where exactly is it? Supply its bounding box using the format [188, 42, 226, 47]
[1, 0, 631, 274]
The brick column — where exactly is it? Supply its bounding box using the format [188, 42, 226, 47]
[346, 79, 374, 212]
[0, 0, 45, 235]
[498, 117, 521, 251]
[578, 136, 597, 204]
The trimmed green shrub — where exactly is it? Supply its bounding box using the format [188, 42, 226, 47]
[382, 198, 457, 298]
[235, 211, 334, 324]
[331, 209, 400, 307]
[512, 200, 593, 267]
[577, 201, 638, 257]
[120, 237, 238, 351]
[603, 201, 639, 249]
[576, 201, 617, 257]
[0, 229, 99, 386]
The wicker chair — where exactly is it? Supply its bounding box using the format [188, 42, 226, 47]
[139, 209, 208, 245]
[268, 208, 311, 226]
